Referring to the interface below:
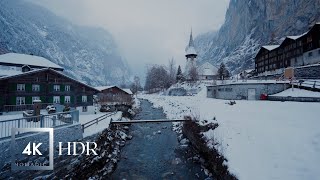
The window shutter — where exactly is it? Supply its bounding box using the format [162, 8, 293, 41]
[9, 83, 16, 91]
[60, 96, 64, 104]
[26, 96, 32, 104]
[48, 96, 53, 103]
[77, 96, 81, 104]
[10, 96, 16, 105]
[41, 96, 46, 103]
[61, 85, 65, 92]
[26, 84, 32, 92]
[88, 95, 92, 103]
[40, 84, 45, 92]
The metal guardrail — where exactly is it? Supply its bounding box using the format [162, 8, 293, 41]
[81, 112, 117, 132]
[3, 103, 53, 112]
[0, 110, 79, 139]
[110, 119, 190, 124]
[291, 80, 320, 89]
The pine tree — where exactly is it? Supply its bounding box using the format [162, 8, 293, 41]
[176, 65, 184, 82]
[218, 63, 231, 80]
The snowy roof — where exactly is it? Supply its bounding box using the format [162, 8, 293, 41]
[122, 88, 133, 95]
[185, 46, 197, 55]
[95, 86, 133, 95]
[0, 53, 63, 70]
[0, 69, 22, 77]
[262, 45, 279, 51]
[198, 62, 218, 75]
[94, 86, 116, 91]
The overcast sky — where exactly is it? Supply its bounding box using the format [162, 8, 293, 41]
[30, 0, 230, 78]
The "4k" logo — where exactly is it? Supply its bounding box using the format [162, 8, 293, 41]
[22, 142, 43, 156]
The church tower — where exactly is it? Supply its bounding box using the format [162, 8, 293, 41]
[185, 29, 197, 78]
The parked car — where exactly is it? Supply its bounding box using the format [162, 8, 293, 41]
[100, 105, 111, 112]
[46, 105, 56, 114]
[59, 113, 72, 123]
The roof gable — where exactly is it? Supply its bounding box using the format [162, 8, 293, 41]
[0, 68, 98, 92]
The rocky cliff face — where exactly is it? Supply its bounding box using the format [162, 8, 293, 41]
[0, 0, 131, 86]
[195, 0, 320, 74]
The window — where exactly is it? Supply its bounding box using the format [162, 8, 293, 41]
[82, 87, 85, 92]
[82, 106, 88, 112]
[17, 84, 25, 91]
[308, 52, 313, 57]
[65, 96, 70, 103]
[35, 77, 39, 82]
[65, 85, 71, 91]
[53, 96, 60, 104]
[82, 95, 87, 102]
[54, 85, 60, 91]
[16, 97, 25, 105]
[32, 84, 40, 91]
[32, 96, 40, 104]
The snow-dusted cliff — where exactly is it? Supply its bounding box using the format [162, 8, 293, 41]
[0, 0, 131, 86]
[195, 0, 320, 74]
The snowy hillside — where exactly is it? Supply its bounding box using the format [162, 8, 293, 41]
[195, 0, 320, 74]
[0, 0, 131, 86]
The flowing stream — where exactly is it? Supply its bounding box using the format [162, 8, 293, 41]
[111, 99, 208, 180]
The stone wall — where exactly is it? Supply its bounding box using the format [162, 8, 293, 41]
[207, 83, 290, 100]
[0, 123, 83, 168]
[268, 96, 320, 102]
[295, 64, 320, 79]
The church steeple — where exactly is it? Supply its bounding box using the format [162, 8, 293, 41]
[185, 28, 197, 57]
[188, 28, 195, 47]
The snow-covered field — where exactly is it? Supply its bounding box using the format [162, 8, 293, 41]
[270, 88, 320, 97]
[140, 94, 320, 180]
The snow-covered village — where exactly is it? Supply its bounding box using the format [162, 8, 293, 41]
[1, 0, 320, 180]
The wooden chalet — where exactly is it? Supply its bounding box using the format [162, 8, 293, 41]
[255, 23, 320, 75]
[95, 86, 133, 106]
[0, 54, 99, 112]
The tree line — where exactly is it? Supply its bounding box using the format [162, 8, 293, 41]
[130, 59, 231, 93]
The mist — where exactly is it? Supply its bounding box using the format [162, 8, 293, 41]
[29, 0, 229, 80]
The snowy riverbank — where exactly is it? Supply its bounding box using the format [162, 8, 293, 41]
[140, 94, 320, 180]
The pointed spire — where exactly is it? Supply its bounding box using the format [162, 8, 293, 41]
[188, 28, 194, 47]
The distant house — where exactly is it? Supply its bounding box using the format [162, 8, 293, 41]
[0, 53, 98, 112]
[197, 62, 218, 80]
[95, 86, 133, 106]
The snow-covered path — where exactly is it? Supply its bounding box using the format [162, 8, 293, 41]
[140, 94, 320, 180]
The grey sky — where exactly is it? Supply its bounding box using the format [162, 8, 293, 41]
[30, 0, 229, 78]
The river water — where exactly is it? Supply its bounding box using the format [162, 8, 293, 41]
[111, 99, 208, 180]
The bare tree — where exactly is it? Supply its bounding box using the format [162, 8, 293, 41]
[189, 64, 199, 81]
[144, 65, 170, 92]
[130, 76, 142, 94]
[168, 58, 176, 85]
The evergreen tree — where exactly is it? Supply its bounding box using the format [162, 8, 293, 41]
[218, 63, 231, 80]
[176, 65, 184, 82]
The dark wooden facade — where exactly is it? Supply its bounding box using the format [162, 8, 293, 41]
[255, 23, 320, 74]
[97, 86, 132, 105]
[0, 68, 99, 111]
